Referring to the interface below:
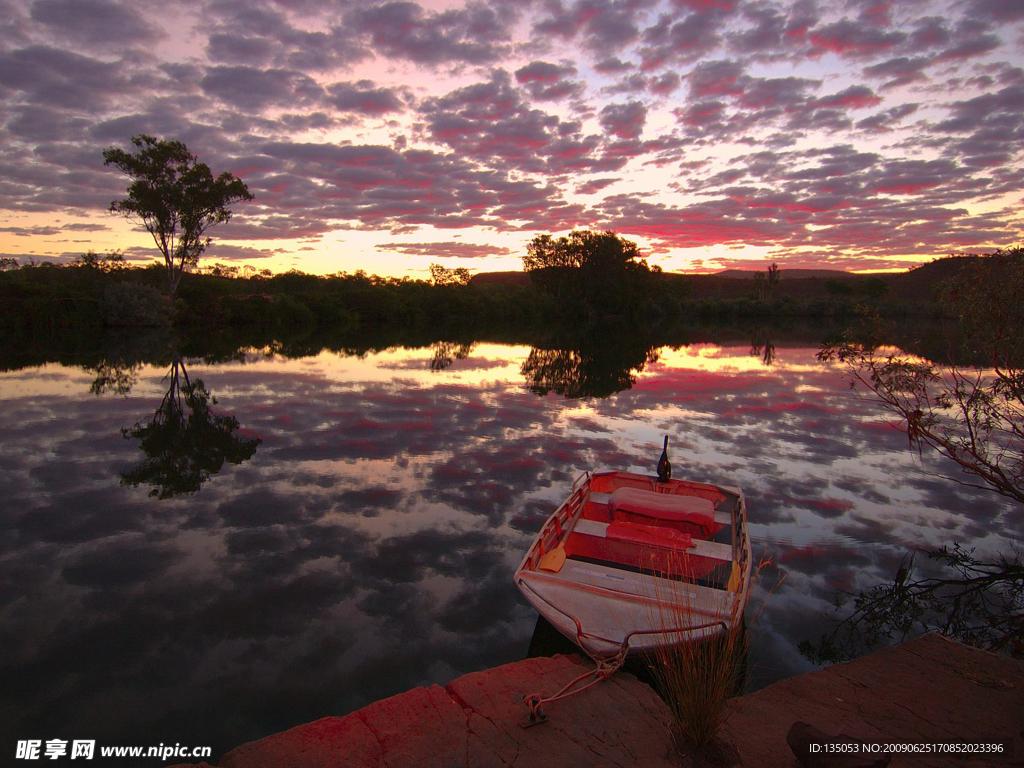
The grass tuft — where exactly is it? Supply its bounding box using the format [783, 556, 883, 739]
[646, 556, 780, 755]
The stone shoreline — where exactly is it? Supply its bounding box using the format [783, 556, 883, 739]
[174, 633, 1022, 767]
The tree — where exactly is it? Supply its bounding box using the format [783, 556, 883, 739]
[76, 249, 126, 273]
[800, 545, 1023, 662]
[429, 263, 471, 286]
[819, 248, 1024, 505]
[754, 262, 780, 300]
[811, 248, 1024, 657]
[0, 257, 18, 271]
[522, 230, 654, 314]
[103, 135, 253, 298]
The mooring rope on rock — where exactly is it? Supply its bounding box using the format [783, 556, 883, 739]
[522, 646, 628, 726]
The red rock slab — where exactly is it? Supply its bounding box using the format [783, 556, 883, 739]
[721, 633, 1024, 768]
[193, 654, 678, 768]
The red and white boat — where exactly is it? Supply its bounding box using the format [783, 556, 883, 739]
[514, 462, 752, 659]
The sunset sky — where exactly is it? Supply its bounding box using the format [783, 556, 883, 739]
[1, 0, 1022, 278]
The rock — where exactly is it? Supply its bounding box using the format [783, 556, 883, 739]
[787, 721, 891, 768]
[199, 654, 679, 768]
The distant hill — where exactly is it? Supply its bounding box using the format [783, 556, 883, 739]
[714, 268, 852, 279]
[468, 255, 983, 303]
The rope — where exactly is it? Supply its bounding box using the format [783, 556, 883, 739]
[522, 646, 628, 724]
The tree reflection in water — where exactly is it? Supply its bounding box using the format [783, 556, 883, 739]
[749, 329, 776, 366]
[430, 341, 475, 372]
[520, 335, 660, 398]
[120, 357, 261, 498]
[86, 359, 141, 397]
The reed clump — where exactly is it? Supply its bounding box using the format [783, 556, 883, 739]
[648, 602, 747, 751]
[646, 556, 779, 757]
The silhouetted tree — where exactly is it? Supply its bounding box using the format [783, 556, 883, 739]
[819, 248, 1024, 505]
[429, 264, 471, 286]
[522, 230, 654, 316]
[754, 262, 780, 300]
[103, 135, 253, 298]
[76, 250, 127, 273]
[801, 544, 1023, 662]
[810, 247, 1024, 659]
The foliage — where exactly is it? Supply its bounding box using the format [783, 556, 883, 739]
[800, 544, 1024, 663]
[819, 248, 1024, 505]
[753, 262, 780, 300]
[77, 250, 127, 273]
[429, 263, 471, 286]
[811, 247, 1024, 660]
[103, 281, 174, 327]
[120, 358, 260, 498]
[825, 278, 854, 297]
[103, 135, 253, 298]
[0, 256, 20, 271]
[522, 230, 657, 317]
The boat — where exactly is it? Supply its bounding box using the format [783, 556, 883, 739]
[514, 443, 752, 659]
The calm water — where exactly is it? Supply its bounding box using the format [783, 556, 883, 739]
[1, 331, 1018, 762]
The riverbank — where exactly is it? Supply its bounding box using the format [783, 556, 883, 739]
[173, 633, 1021, 767]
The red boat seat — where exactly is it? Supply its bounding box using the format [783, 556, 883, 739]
[606, 521, 694, 550]
[609, 488, 716, 533]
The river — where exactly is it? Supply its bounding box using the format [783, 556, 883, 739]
[1, 326, 1017, 761]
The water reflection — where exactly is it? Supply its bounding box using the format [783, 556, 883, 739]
[86, 359, 141, 397]
[749, 329, 776, 367]
[521, 334, 660, 398]
[119, 357, 261, 499]
[430, 341, 475, 372]
[0, 327, 1018, 762]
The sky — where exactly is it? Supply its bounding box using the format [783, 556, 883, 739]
[1, 0, 1023, 278]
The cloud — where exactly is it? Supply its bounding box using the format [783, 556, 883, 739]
[345, 0, 514, 66]
[29, 0, 162, 49]
[201, 65, 324, 112]
[1, 0, 1023, 267]
[598, 100, 647, 139]
[325, 80, 408, 115]
[807, 18, 907, 58]
[514, 60, 584, 101]
[375, 241, 513, 258]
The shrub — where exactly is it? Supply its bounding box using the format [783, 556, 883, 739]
[103, 281, 173, 327]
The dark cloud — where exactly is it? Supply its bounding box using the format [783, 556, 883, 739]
[375, 241, 513, 258]
[639, 8, 724, 68]
[532, 0, 654, 52]
[598, 100, 647, 139]
[1, 0, 1023, 266]
[345, 0, 514, 66]
[862, 56, 931, 89]
[514, 60, 584, 101]
[29, 0, 162, 48]
[201, 65, 324, 112]
[205, 33, 277, 67]
[418, 70, 623, 177]
[325, 80, 407, 115]
[0, 45, 137, 112]
[807, 17, 907, 58]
